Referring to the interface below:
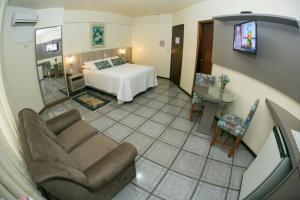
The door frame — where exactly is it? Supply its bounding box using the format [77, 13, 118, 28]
[192, 20, 214, 93]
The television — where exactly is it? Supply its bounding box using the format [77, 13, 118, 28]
[233, 21, 257, 54]
[46, 42, 58, 52]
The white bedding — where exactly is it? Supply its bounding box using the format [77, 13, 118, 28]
[83, 63, 158, 103]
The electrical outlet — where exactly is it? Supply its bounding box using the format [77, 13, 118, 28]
[104, 53, 107, 57]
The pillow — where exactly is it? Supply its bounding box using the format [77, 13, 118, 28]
[103, 56, 118, 66]
[81, 65, 91, 70]
[84, 59, 104, 70]
[111, 57, 125, 66]
[94, 60, 112, 70]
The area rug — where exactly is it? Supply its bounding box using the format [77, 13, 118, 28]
[72, 91, 111, 111]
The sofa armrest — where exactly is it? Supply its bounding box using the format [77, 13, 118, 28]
[31, 161, 88, 186]
[46, 109, 81, 134]
[84, 142, 137, 192]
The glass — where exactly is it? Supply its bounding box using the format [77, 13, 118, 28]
[35, 26, 68, 105]
[195, 85, 235, 103]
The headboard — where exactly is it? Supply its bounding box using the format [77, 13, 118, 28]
[64, 47, 132, 74]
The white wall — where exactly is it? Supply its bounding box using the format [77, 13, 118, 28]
[63, 10, 132, 55]
[132, 15, 172, 78]
[2, 7, 64, 117]
[36, 27, 61, 44]
[2, 6, 43, 118]
[173, 0, 300, 153]
[36, 8, 64, 29]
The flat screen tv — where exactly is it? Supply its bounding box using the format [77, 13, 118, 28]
[46, 42, 58, 52]
[233, 21, 257, 54]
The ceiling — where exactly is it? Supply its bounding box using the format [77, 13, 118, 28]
[8, 0, 207, 17]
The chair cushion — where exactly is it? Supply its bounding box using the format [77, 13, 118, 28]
[217, 114, 245, 137]
[195, 73, 216, 87]
[70, 134, 118, 170]
[57, 120, 98, 152]
[192, 91, 203, 104]
[84, 142, 137, 191]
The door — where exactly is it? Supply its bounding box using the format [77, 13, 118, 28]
[196, 22, 214, 74]
[170, 24, 184, 86]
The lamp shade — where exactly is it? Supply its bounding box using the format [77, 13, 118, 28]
[119, 48, 126, 55]
[67, 55, 73, 65]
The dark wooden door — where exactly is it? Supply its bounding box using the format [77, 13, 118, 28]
[170, 24, 184, 86]
[197, 22, 214, 74]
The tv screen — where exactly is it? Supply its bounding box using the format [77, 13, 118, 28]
[233, 21, 257, 54]
[46, 43, 58, 52]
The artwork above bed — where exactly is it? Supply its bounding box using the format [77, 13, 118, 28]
[90, 23, 105, 48]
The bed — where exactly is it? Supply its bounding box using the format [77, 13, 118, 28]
[82, 59, 157, 103]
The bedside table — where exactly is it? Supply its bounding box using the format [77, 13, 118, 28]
[67, 74, 85, 94]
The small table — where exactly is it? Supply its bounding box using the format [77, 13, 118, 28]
[195, 85, 236, 135]
[67, 73, 85, 94]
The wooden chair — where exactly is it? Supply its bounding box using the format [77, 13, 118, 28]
[190, 73, 216, 120]
[211, 99, 260, 157]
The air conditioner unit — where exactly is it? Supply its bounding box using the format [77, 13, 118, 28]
[12, 13, 39, 26]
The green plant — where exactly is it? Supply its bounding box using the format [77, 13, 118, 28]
[219, 74, 230, 85]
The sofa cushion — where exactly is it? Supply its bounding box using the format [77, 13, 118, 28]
[19, 109, 82, 171]
[30, 161, 88, 186]
[57, 120, 98, 152]
[70, 134, 118, 170]
[20, 108, 63, 146]
[46, 109, 82, 134]
[84, 142, 137, 191]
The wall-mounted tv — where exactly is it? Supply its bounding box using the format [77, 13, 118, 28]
[46, 42, 58, 52]
[233, 21, 257, 54]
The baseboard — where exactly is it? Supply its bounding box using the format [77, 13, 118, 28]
[157, 76, 169, 80]
[178, 86, 192, 97]
[241, 141, 257, 157]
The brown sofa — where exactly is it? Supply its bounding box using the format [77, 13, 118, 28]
[18, 108, 137, 200]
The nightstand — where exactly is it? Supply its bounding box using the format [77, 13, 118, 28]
[67, 74, 85, 94]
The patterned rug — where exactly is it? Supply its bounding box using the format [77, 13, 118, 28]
[72, 91, 111, 111]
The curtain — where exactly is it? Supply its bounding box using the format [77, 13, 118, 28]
[0, 1, 44, 199]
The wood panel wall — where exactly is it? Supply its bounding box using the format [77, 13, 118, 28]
[64, 47, 132, 74]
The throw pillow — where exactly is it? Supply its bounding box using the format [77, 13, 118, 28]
[94, 60, 112, 70]
[111, 57, 125, 66]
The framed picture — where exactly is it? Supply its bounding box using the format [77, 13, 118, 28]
[90, 23, 105, 48]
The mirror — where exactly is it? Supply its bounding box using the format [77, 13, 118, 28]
[35, 26, 68, 105]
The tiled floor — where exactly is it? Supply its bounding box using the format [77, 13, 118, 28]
[40, 77, 68, 104]
[41, 78, 255, 200]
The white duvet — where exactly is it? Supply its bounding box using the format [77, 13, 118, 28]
[83, 63, 158, 103]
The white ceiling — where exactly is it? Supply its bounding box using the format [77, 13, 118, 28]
[8, 0, 207, 17]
